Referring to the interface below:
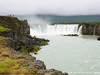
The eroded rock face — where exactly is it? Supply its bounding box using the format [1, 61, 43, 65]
[0, 16, 68, 75]
[97, 37, 100, 40]
[95, 25, 100, 35]
[82, 24, 94, 35]
[0, 16, 30, 40]
[80, 23, 100, 35]
[37, 69, 68, 75]
[33, 60, 46, 69]
[0, 16, 49, 49]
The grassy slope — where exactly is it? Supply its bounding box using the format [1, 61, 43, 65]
[0, 36, 38, 74]
[0, 16, 67, 75]
[0, 26, 11, 32]
[0, 16, 46, 74]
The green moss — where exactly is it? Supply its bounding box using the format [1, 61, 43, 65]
[16, 46, 28, 53]
[0, 58, 19, 72]
[0, 26, 11, 32]
[63, 34, 78, 36]
[16, 45, 41, 54]
[33, 45, 40, 51]
[22, 63, 29, 67]
[0, 36, 11, 50]
[29, 67, 38, 73]
[40, 41, 48, 45]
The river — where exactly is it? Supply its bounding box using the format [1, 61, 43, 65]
[32, 35, 100, 75]
[17, 15, 100, 75]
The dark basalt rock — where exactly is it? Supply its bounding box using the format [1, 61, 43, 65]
[38, 69, 68, 75]
[80, 23, 100, 35]
[4, 38, 15, 48]
[97, 37, 100, 40]
[63, 34, 78, 36]
[33, 60, 46, 69]
[82, 24, 95, 35]
[24, 59, 46, 69]
[0, 16, 30, 40]
[0, 16, 68, 75]
[0, 16, 49, 52]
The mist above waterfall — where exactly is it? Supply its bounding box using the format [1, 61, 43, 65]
[16, 15, 81, 36]
[21, 15, 52, 36]
[30, 16, 50, 24]
[28, 16, 51, 28]
[17, 15, 51, 32]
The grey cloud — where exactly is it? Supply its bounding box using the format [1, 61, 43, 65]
[0, 0, 100, 15]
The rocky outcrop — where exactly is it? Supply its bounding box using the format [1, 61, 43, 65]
[0, 16, 30, 40]
[0, 16, 49, 53]
[0, 16, 67, 75]
[79, 23, 100, 35]
[37, 69, 68, 75]
[0, 36, 67, 75]
[97, 37, 100, 40]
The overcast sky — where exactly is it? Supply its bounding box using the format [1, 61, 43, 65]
[0, 0, 100, 15]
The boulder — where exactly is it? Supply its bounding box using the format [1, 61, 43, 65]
[38, 69, 68, 75]
[97, 37, 100, 40]
[33, 60, 46, 69]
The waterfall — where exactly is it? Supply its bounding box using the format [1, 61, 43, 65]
[30, 24, 81, 36]
[93, 25, 97, 36]
[92, 25, 97, 39]
[78, 25, 82, 35]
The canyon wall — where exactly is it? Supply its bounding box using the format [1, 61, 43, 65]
[79, 23, 100, 35]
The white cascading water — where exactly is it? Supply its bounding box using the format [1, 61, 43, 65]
[78, 25, 82, 35]
[30, 24, 82, 36]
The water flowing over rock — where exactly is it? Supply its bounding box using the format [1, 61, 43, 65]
[80, 23, 100, 35]
[30, 23, 100, 36]
[30, 24, 80, 36]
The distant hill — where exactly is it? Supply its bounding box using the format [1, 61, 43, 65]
[17, 14, 100, 24]
[35, 14, 100, 23]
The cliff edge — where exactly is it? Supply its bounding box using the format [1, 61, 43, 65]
[0, 16, 68, 75]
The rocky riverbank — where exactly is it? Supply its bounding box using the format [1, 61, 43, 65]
[0, 16, 68, 75]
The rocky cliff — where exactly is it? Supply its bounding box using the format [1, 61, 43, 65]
[0, 16, 49, 53]
[79, 23, 100, 35]
[0, 16, 30, 40]
[0, 16, 68, 75]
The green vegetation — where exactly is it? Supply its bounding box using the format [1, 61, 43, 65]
[0, 57, 35, 74]
[16, 45, 41, 54]
[0, 16, 17, 27]
[0, 16, 50, 75]
[0, 58, 19, 72]
[0, 36, 39, 74]
[63, 34, 78, 36]
[29, 67, 38, 73]
[0, 26, 11, 32]
[0, 36, 11, 50]
[40, 41, 48, 45]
